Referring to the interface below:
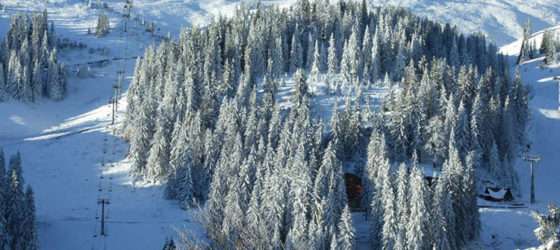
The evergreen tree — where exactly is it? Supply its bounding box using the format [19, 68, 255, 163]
[394, 163, 409, 249]
[0, 149, 7, 249]
[162, 238, 177, 250]
[289, 27, 303, 74]
[406, 164, 430, 250]
[328, 34, 338, 76]
[463, 151, 481, 241]
[380, 162, 396, 250]
[310, 40, 321, 84]
[118, 3, 528, 248]
[432, 169, 457, 250]
[95, 13, 110, 37]
[541, 30, 557, 65]
[532, 204, 560, 247]
[22, 187, 38, 250]
[1, 13, 65, 102]
[0, 153, 38, 250]
[337, 205, 355, 250]
[47, 49, 65, 100]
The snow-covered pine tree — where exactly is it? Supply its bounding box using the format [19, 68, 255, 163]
[221, 181, 244, 249]
[406, 163, 430, 250]
[1, 13, 65, 102]
[46, 49, 65, 101]
[22, 187, 38, 250]
[380, 160, 397, 250]
[532, 204, 560, 248]
[292, 69, 309, 106]
[289, 26, 303, 74]
[166, 119, 195, 207]
[7, 155, 24, 249]
[310, 40, 321, 84]
[432, 168, 457, 250]
[463, 151, 481, 241]
[0, 149, 7, 249]
[95, 13, 110, 37]
[328, 34, 338, 77]
[337, 205, 355, 250]
[454, 100, 471, 159]
[129, 92, 156, 178]
[122, 2, 529, 248]
[541, 30, 557, 65]
[394, 163, 409, 249]
[0, 152, 38, 250]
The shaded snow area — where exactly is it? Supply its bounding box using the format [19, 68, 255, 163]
[369, 0, 560, 46]
[352, 212, 371, 250]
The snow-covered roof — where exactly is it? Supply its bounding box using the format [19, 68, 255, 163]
[419, 163, 440, 178]
[488, 189, 507, 200]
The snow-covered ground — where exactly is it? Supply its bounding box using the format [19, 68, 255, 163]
[475, 41, 560, 249]
[0, 2, 201, 249]
[1, 0, 559, 249]
[369, 0, 560, 46]
[500, 25, 560, 57]
[0, 1, 377, 249]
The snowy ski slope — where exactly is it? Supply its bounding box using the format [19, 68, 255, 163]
[0, 2, 202, 249]
[474, 36, 560, 249]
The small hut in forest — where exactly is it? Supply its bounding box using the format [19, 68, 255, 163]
[344, 173, 363, 209]
[480, 187, 514, 202]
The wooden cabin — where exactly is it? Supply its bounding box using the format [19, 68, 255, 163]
[479, 187, 514, 202]
[344, 173, 363, 209]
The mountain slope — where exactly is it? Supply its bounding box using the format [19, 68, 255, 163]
[1, 2, 203, 249]
[369, 0, 560, 46]
[476, 32, 560, 250]
[1, 1, 559, 249]
[8, 0, 557, 46]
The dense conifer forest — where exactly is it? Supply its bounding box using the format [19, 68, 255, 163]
[0, 150, 38, 250]
[122, 0, 529, 248]
[0, 11, 66, 102]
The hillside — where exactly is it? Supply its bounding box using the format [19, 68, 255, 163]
[475, 32, 560, 249]
[0, 1, 558, 249]
[7, 0, 559, 46]
[0, 2, 203, 249]
[369, 0, 560, 46]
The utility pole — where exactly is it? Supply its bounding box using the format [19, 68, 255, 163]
[523, 154, 541, 204]
[115, 70, 124, 111]
[554, 76, 560, 110]
[98, 198, 110, 236]
[111, 85, 118, 125]
[123, 0, 132, 32]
